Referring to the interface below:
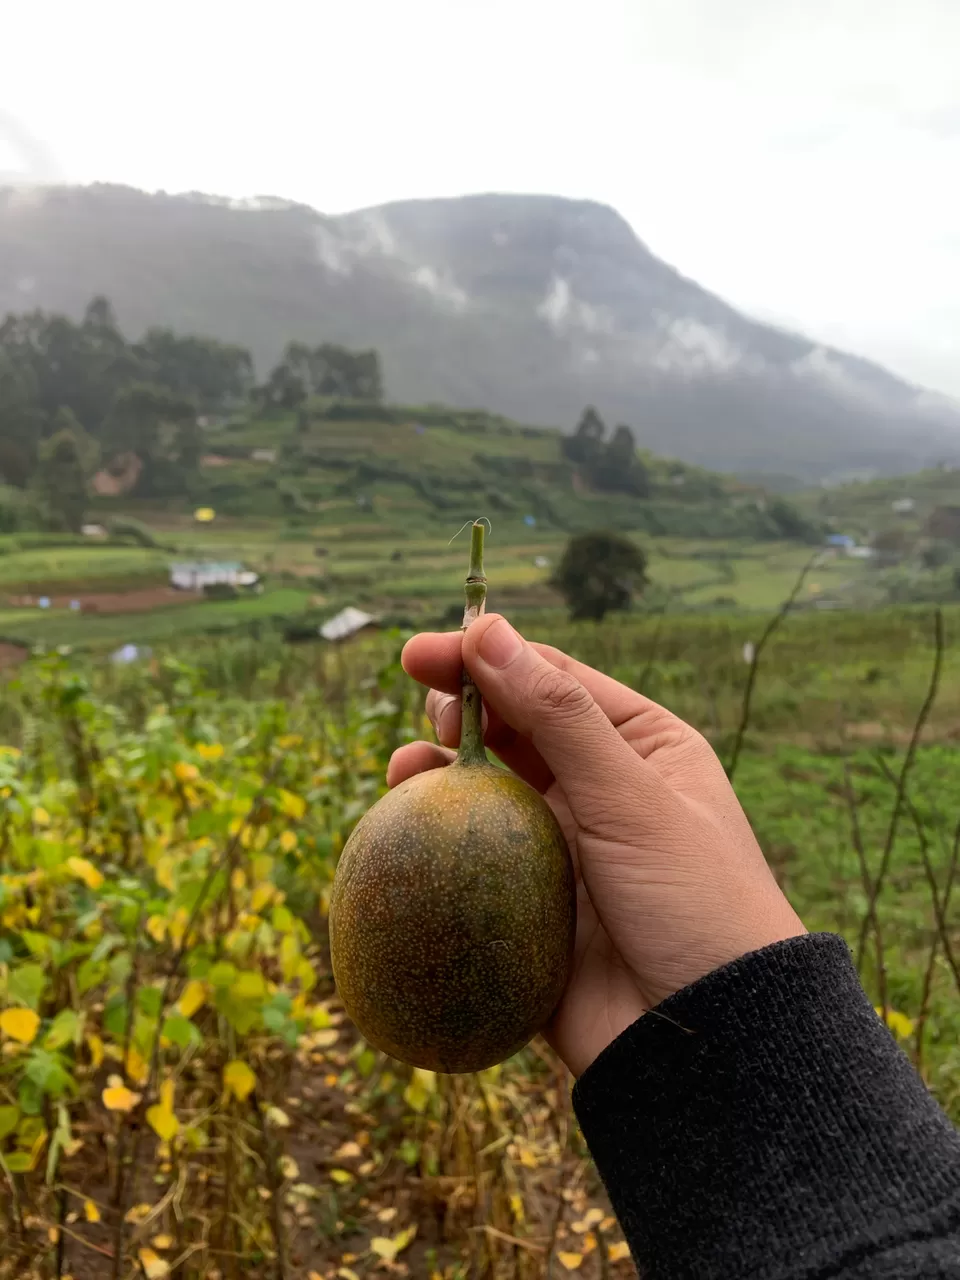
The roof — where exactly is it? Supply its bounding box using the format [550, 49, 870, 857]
[320, 607, 378, 642]
[171, 561, 243, 572]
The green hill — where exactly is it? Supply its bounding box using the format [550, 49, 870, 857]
[151, 400, 811, 543]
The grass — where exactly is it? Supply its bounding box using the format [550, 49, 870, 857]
[0, 546, 169, 594]
[0, 588, 314, 647]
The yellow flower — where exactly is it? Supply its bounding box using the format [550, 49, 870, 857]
[173, 761, 199, 783]
[195, 743, 224, 762]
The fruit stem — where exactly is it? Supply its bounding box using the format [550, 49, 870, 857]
[458, 520, 488, 766]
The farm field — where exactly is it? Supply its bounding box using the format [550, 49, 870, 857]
[0, 523, 874, 652]
[2, 399, 960, 1278]
[0, 599, 958, 1279]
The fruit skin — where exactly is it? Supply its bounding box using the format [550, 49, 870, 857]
[329, 760, 576, 1073]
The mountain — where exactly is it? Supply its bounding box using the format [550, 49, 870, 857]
[1, 183, 958, 481]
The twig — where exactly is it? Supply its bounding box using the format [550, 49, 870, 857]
[252, 1091, 287, 1280]
[54, 1185, 67, 1278]
[544, 1187, 567, 1279]
[875, 757, 960, 1001]
[856, 609, 944, 968]
[915, 816, 960, 1069]
[726, 553, 820, 781]
[843, 765, 888, 1018]
[596, 1220, 611, 1280]
[111, 903, 147, 1280]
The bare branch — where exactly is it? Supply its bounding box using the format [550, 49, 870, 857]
[856, 609, 944, 968]
[726, 553, 820, 781]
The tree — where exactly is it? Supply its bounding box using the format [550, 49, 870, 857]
[553, 531, 649, 621]
[766, 497, 821, 544]
[258, 361, 308, 410]
[925, 506, 960, 545]
[562, 406, 606, 465]
[36, 418, 88, 533]
[107, 383, 197, 495]
[0, 351, 44, 486]
[592, 424, 650, 497]
[136, 328, 254, 409]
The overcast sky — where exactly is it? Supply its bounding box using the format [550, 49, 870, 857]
[3, 0, 959, 395]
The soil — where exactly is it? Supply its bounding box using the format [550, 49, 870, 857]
[0, 642, 28, 670]
[5, 587, 203, 614]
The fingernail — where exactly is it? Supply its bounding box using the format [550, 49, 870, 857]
[435, 694, 457, 742]
[478, 617, 523, 669]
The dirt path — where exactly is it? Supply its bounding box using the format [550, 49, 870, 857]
[5, 587, 202, 614]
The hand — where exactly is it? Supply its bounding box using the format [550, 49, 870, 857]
[388, 614, 806, 1077]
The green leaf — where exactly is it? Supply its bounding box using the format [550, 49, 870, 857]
[17, 1077, 43, 1116]
[216, 993, 261, 1036]
[77, 958, 107, 994]
[207, 961, 238, 989]
[0, 1106, 19, 1140]
[4, 1152, 33, 1173]
[271, 905, 294, 933]
[357, 1049, 377, 1078]
[102, 997, 129, 1041]
[20, 929, 53, 958]
[44, 1010, 80, 1051]
[25, 1049, 72, 1098]
[231, 971, 267, 1001]
[160, 1014, 199, 1050]
[8, 963, 46, 1010]
[108, 951, 132, 986]
[399, 1139, 420, 1167]
[137, 986, 163, 1017]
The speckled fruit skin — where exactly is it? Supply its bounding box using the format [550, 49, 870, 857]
[329, 761, 576, 1073]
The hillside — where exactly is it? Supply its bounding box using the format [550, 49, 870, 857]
[157, 400, 812, 543]
[2, 184, 959, 481]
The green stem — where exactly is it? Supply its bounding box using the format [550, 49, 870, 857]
[458, 521, 488, 766]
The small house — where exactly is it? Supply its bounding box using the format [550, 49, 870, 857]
[320, 607, 379, 642]
[825, 534, 856, 551]
[170, 561, 259, 591]
[891, 498, 915, 514]
[251, 449, 277, 464]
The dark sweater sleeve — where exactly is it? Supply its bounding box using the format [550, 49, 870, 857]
[573, 933, 960, 1279]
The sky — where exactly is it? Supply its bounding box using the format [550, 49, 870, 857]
[2, 0, 960, 395]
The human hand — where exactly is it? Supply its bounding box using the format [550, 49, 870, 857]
[387, 614, 806, 1077]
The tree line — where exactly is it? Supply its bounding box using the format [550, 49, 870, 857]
[0, 296, 383, 531]
[561, 407, 651, 497]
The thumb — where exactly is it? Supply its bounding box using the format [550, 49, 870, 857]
[463, 614, 647, 821]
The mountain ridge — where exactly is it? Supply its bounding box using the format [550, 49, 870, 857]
[1, 182, 958, 481]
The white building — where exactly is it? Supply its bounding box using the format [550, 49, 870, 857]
[170, 561, 259, 590]
[320, 607, 378, 642]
